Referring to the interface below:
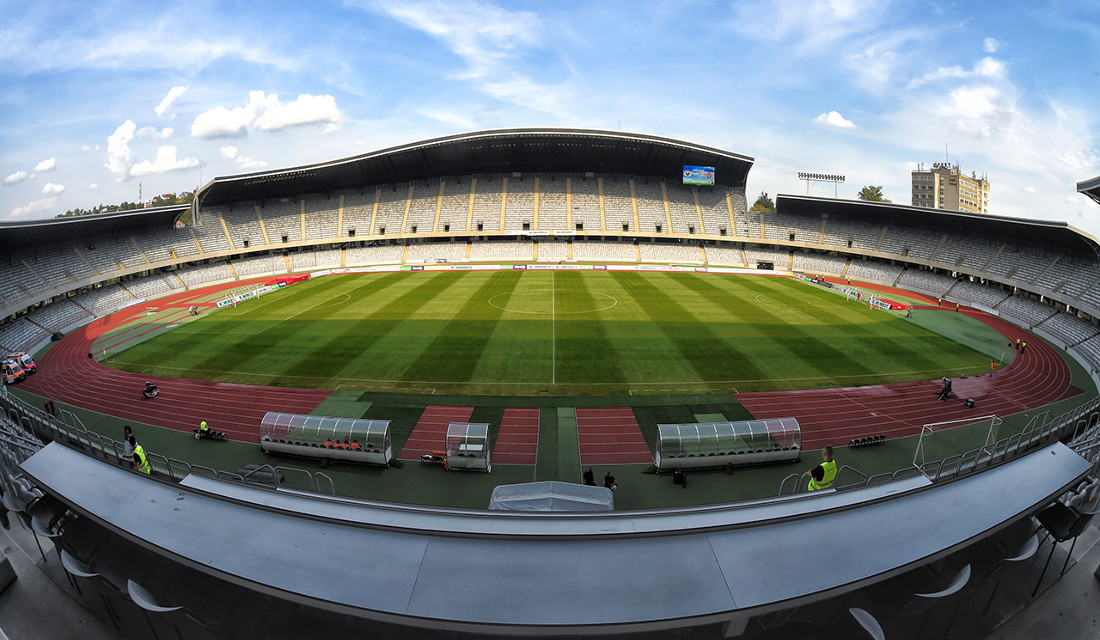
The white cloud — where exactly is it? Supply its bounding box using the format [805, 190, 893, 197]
[813, 110, 856, 128]
[219, 144, 266, 168]
[191, 91, 340, 139]
[372, 0, 539, 79]
[909, 57, 1005, 88]
[948, 85, 1000, 119]
[155, 85, 188, 117]
[983, 37, 999, 53]
[254, 94, 340, 131]
[81, 144, 100, 152]
[3, 171, 31, 185]
[89, 183, 99, 189]
[41, 182, 65, 195]
[106, 120, 137, 180]
[138, 125, 174, 139]
[10, 197, 57, 218]
[1024, 186, 1036, 193]
[130, 146, 200, 176]
[34, 158, 56, 172]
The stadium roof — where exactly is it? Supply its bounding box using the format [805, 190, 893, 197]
[195, 129, 755, 207]
[0, 204, 190, 254]
[1079, 175, 1100, 206]
[776, 194, 1100, 258]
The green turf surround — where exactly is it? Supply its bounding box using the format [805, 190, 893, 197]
[105, 271, 992, 395]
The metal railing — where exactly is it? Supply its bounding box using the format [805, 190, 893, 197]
[780, 396, 1100, 496]
[0, 389, 335, 496]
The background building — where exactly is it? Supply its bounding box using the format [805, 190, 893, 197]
[912, 162, 991, 213]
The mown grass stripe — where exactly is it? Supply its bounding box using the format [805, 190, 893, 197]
[553, 271, 627, 385]
[401, 271, 522, 382]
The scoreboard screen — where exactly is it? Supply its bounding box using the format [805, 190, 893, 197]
[682, 166, 715, 186]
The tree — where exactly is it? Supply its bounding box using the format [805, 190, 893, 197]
[750, 191, 775, 213]
[857, 185, 890, 202]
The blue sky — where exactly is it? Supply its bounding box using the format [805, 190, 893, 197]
[2, 1, 1099, 235]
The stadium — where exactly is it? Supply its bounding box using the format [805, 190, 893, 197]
[3, 129, 1100, 639]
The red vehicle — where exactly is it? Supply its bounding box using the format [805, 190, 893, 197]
[2, 359, 26, 385]
[6, 352, 35, 374]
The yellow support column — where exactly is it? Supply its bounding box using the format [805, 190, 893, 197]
[465, 239, 472, 259]
[692, 188, 705, 236]
[660, 182, 672, 233]
[284, 254, 292, 272]
[433, 180, 445, 233]
[533, 177, 540, 230]
[533, 241, 539, 261]
[700, 245, 708, 264]
[567, 239, 573, 260]
[401, 244, 411, 264]
[499, 177, 508, 233]
[218, 213, 233, 250]
[629, 178, 639, 232]
[300, 200, 307, 242]
[466, 179, 476, 232]
[189, 229, 204, 254]
[254, 206, 270, 246]
[399, 184, 414, 235]
[598, 178, 606, 232]
[337, 195, 344, 240]
[566, 178, 573, 230]
[368, 188, 380, 237]
[725, 192, 737, 237]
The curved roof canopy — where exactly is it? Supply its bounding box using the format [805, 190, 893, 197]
[1079, 175, 1100, 206]
[0, 204, 190, 254]
[196, 129, 755, 207]
[777, 194, 1100, 259]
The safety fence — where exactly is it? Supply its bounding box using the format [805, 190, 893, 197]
[0, 386, 334, 496]
[779, 395, 1100, 496]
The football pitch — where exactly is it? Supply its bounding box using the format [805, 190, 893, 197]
[106, 270, 991, 395]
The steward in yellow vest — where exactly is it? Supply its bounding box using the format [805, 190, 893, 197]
[806, 446, 837, 491]
[129, 436, 151, 475]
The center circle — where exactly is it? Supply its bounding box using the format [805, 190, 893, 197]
[488, 289, 618, 315]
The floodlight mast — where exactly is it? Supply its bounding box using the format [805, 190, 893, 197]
[797, 172, 846, 198]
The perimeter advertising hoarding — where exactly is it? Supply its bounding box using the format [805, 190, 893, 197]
[682, 165, 715, 186]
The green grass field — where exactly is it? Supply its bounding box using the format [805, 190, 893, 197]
[105, 271, 992, 395]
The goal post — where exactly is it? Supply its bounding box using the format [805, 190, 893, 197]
[912, 414, 1001, 469]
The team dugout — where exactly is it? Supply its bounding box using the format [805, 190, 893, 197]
[445, 422, 492, 472]
[259, 411, 392, 466]
[655, 418, 801, 471]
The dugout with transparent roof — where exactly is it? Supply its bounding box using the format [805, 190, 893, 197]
[654, 418, 800, 471]
[259, 411, 392, 466]
[445, 422, 491, 472]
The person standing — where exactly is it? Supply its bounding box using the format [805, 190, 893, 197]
[805, 446, 837, 491]
[990, 361, 996, 376]
[582, 467, 596, 486]
[123, 425, 134, 468]
[1021, 341, 1027, 354]
[603, 472, 617, 491]
[130, 436, 151, 475]
[1016, 338, 1021, 351]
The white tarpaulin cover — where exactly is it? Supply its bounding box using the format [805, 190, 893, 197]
[489, 481, 614, 511]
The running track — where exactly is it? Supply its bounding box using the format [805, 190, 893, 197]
[21, 282, 331, 444]
[737, 296, 1083, 449]
[19, 279, 1084, 454]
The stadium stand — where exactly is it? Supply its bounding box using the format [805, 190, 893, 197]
[573, 239, 635, 262]
[601, 176, 634, 233]
[638, 241, 701, 264]
[471, 176, 504, 233]
[345, 243, 405, 266]
[504, 177, 536, 232]
[469, 240, 533, 262]
[949, 279, 1011, 311]
[632, 180, 666, 234]
[536, 238, 569, 262]
[406, 180, 439, 234]
[896, 268, 957, 297]
[704, 244, 746, 267]
[569, 178, 602, 232]
[175, 262, 235, 288]
[439, 178, 471, 233]
[121, 274, 173, 301]
[844, 259, 903, 284]
[998, 294, 1059, 328]
[407, 241, 468, 263]
[665, 182, 699, 235]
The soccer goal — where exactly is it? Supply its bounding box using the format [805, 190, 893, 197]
[912, 414, 1001, 472]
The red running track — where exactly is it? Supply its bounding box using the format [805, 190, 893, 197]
[398, 405, 474, 460]
[21, 283, 331, 444]
[576, 407, 654, 465]
[493, 407, 540, 465]
[737, 305, 1083, 449]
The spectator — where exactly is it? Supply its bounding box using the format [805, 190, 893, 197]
[583, 467, 596, 486]
[603, 472, 617, 491]
[130, 436, 151, 475]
